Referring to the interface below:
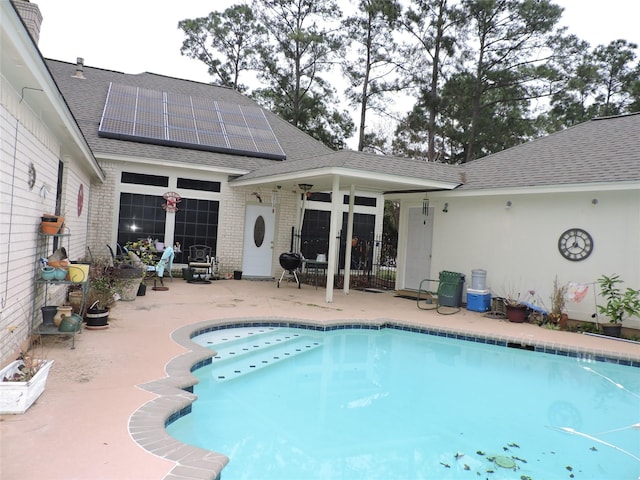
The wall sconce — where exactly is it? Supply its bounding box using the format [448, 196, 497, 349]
[505, 200, 513, 209]
[442, 202, 448, 213]
[591, 198, 598, 206]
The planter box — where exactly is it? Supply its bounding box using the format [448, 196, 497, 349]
[0, 360, 54, 414]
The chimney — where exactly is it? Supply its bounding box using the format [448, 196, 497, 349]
[12, 0, 43, 44]
[72, 57, 86, 79]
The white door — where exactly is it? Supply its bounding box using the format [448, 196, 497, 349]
[242, 205, 275, 277]
[404, 206, 434, 290]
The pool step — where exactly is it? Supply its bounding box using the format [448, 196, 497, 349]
[199, 327, 301, 350]
[209, 336, 321, 381]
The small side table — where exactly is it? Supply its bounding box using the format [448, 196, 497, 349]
[303, 260, 328, 289]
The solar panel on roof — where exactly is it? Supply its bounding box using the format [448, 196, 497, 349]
[98, 82, 286, 160]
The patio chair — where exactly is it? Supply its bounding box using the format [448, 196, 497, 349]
[188, 245, 213, 280]
[416, 271, 465, 315]
[107, 243, 127, 265]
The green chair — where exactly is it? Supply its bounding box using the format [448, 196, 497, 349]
[417, 271, 465, 315]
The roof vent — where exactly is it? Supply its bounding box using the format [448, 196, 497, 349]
[72, 57, 85, 79]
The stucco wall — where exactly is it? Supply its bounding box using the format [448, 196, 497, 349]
[400, 189, 640, 327]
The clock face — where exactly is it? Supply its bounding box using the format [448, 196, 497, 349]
[558, 228, 593, 261]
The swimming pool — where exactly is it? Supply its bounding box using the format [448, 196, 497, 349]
[167, 325, 640, 479]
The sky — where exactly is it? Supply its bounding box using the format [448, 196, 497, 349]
[33, 0, 640, 85]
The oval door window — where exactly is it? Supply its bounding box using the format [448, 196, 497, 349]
[254, 215, 265, 247]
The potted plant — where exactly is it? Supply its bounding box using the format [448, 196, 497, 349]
[596, 274, 640, 337]
[549, 276, 569, 329]
[85, 259, 118, 328]
[1, 326, 54, 414]
[501, 290, 529, 323]
[124, 244, 156, 296]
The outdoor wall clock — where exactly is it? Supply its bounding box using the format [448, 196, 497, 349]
[558, 228, 593, 261]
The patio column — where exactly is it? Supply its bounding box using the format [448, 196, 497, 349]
[325, 175, 341, 303]
[343, 184, 355, 295]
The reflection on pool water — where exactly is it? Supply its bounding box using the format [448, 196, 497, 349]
[166, 326, 640, 480]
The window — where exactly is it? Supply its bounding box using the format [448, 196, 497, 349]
[121, 172, 168, 187]
[177, 177, 221, 192]
[118, 193, 166, 245]
[174, 198, 219, 259]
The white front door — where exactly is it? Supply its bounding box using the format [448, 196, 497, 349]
[404, 206, 434, 290]
[242, 205, 275, 277]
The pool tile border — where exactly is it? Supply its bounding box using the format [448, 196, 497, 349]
[131, 316, 640, 480]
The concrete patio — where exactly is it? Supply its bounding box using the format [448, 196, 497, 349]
[2, 278, 639, 480]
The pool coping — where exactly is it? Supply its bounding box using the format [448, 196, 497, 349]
[130, 316, 640, 480]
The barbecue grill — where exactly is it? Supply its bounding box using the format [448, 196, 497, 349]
[277, 252, 302, 288]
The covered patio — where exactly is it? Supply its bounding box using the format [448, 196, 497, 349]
[231, 149, 463, 302]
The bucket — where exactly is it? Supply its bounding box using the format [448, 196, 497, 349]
[68, 264, 89, 283]
[233, 270, 242, 280]
[471, 269, 487, 290]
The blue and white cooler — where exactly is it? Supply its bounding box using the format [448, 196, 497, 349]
[466, 269, 491, 312]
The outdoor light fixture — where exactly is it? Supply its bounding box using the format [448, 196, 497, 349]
[442, 202, 449, 213]
[505, 200, 513, 209]
[298, 183, 313, 192]
[591, 198, 598, 206]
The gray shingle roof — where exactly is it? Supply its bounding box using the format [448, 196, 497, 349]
[46, 59, 640, 193]
[461, 112, 640, 191]
[236, 149, 465, 186]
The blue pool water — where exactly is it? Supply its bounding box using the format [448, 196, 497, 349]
[167, 326, 640, 479]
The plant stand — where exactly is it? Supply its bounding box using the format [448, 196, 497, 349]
[0, 360, 54, 414]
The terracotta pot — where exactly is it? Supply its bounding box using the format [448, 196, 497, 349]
[506, 304, 528, 323]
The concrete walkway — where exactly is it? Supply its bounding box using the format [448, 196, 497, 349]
[2, 279, 639, 480]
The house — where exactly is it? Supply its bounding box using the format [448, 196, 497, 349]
[2, 0, 639, 366]
[393, 112, 640, 327]
[1, 0, 104, 363]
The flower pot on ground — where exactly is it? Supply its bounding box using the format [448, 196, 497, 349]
[0, 359, 54, 414]
[596, 274, 640, 337]
[86, 258, 118, 313]
[85, 302, 110, 328]
[549, 276, 568, 327]
[506, 304, 529, 323]
[112, 264, 144, 301]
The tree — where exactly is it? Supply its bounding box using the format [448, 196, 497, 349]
[541, 33, 599, 129]
[342, 0, 402, 151]
[251, 0, 354, 149]
[459, 0, 563, 161]
[399, 0, 462, 161]
[178, 5, 265, 91]
[592, 39, 639, 117]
